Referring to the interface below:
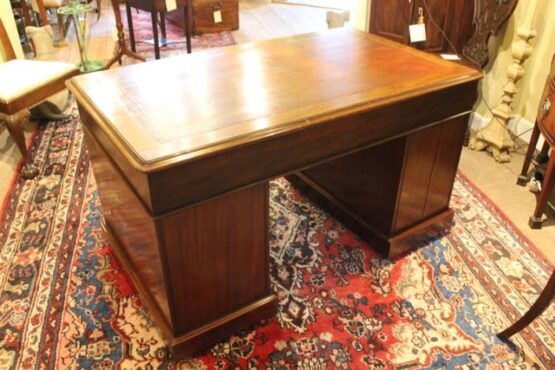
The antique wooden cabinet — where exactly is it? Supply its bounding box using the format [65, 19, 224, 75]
[369, 0, 475, 53]
[167, 0, 239, 33]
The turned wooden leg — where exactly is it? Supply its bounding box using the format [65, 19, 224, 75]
[498, 270, 555, 339]
[126, 4, 136, 52]
[151, 11, 160, 59]
[529, 151, 555, 229]
[2, 110, 39, 179]
[518, 121, 540, 186]
[57, 13, 66, 37]
[538, 140, 550, 164]
[19, 0, 33, 28]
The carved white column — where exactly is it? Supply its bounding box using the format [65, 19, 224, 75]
[469, 0, 538, 162]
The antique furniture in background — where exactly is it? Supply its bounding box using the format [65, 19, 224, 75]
[41, 0, 67, 36]
[125, 0, 192, 59]
[369, 0, 474, 54]
[105, 0, 145, 68]
[498, 270, 555, 339]
[68, 30, 481, 356]
[462, 0, 519, 67]
[469, 0, 538, 163]
[0, 16, 79, 179]
[58, 0, 103, 71]
[517, 54, 555, 229]
[167, 0, 239, 34]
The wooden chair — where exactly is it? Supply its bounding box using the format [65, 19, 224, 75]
[0, 15, 79, 179]
[498, 270, 555, 339]
[517, 54, 555, 229]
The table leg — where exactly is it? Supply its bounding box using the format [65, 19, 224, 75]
[517, 121, 540, 186]
[151, 11, 160, 59]
[529, 152, 555, 229]
[185, 1, 192, 53]
[126, 4, 136, 52]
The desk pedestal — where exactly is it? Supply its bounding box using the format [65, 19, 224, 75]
[83, 123, 276, 357]
[291, 114, 468, 258]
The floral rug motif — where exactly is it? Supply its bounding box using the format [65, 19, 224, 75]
[0, 114, 554, 369]
[121, 8, 235, 57]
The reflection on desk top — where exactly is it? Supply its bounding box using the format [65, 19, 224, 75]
[67, 29, 482, 172]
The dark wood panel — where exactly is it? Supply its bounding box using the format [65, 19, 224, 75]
[167, 0, 239, 33]
[77, 106, 154, 212]
[413, 0, 449, 52]
[423, 114, 468, 215]
[301, 136, 406, 235]
[393, 121, 442, 231]
[369, 0, 411, 44]
[290, 114, 470, 258]
[149, 82, 479, 216]
[369, 0, 475, 54]
[81, 124, 172, 328]
[157, 183, 272, 334]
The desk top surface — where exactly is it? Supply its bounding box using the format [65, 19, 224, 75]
[68, 30, 481, 171]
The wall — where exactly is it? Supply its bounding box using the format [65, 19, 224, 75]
[353, 0, 369, 31]
[0, 0, 25, 61]
[473, 0, 555, 140]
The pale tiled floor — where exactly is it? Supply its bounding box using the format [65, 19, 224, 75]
[1, 0, 553, 265]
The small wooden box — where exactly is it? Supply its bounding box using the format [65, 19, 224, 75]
[167, 0, 239, 34]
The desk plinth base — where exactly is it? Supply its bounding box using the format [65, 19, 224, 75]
[103, 222, 277, 358]
[287, 174, 454, 258]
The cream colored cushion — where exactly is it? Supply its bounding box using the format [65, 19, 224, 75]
[0, 59, 78, 105]
[40, 0, 65, 9]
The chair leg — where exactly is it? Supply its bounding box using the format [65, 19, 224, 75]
[152, 11, 160, 59]
[96, 0, 101, 20]
[529, 150, 555, 229]
[126, 4, 136, 52]
[160, 12, 167, 40]
[518, 121, 540, 186]
[19, 0, 33, 27]
[185, 0, 193, 54]
[498, 270, 555, 339]
[2, 110, 39, 179]
[57, 12, 66, 37]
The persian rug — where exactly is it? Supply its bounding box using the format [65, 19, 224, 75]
[121, 8, 235, 56]
[1, 113, 554, 369]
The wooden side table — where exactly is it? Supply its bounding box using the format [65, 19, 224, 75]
[517, 55, 555, 229]
[125, 0, 192, 59]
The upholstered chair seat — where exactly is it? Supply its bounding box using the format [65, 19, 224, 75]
[0, 59, 78, 112]
[1, 15, 79, 179]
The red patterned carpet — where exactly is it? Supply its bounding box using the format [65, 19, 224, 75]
[1, 113, 554, 369]
[122, 8, 235, 57]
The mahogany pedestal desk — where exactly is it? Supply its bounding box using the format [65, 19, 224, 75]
[67, 30, 481, 357]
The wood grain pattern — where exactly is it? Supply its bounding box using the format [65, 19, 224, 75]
[71, 30, 482, 356]
[67, 30, 481, 170]
[369, 0, 474, 54]
[462, 0, 519, 68]
[295, 114, 470, 258]
[167, 0, 239, 33]
[0, 17, 16, 61]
